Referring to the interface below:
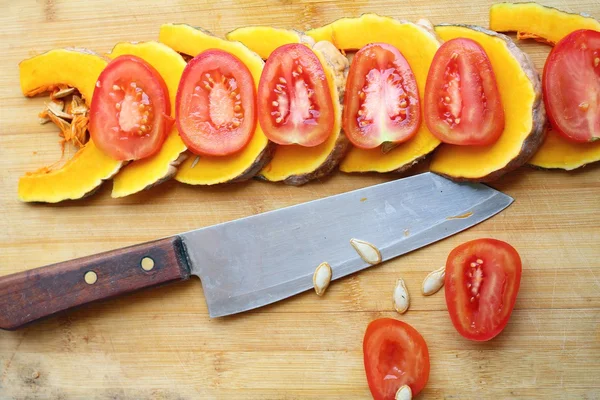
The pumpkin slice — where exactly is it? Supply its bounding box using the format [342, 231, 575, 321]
[529, 128, 600, 170]
[107, 42, 187, 197]
[307, 14, 442, 174]
[18, 49, 123, 203]
[226, 27, 349, 184]
[257, 40, 349, 185]
[226, 27, 315, 59]
[490, 3, 600, 45]
[490, 4, 600, 170]
[159, 24, 273, 185]
[429, 25, 546, 181]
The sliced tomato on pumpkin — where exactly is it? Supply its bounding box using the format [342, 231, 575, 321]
[90, 55, 172, 161]
[257, 43, 334, 147]
[425, 38, 505, 146]
[363, 318, 430, 399]
[543, 29, 600, 143]
[176, 49, 257, 156]
[445, 238, 522, 341]
[343, 43, 421, 149]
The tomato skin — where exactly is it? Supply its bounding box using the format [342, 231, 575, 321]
[343, 43, 421, 149]
[543, 29, 600, 143]
[445, 238, 522, 341]
[424, 38, 505, 146]
[257, 43, 335, 147]
[176, 49, 256, 156]
[90, 55, 171, 161]
[363, 318, 430, 399]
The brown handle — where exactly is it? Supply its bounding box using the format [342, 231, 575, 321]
[0, 236, 190, 330]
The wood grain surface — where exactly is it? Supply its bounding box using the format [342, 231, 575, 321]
[1, 0, 599, 398]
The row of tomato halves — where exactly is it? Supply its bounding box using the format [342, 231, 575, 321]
[18, 3, 600, 202]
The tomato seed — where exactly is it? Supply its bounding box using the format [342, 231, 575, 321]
[594, 57, 600, 67]
[579, 102, 589, 111]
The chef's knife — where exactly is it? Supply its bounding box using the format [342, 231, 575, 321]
[0, 172, 512, 330]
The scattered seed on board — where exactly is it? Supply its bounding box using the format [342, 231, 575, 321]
[395, 384, 412, 400]
[422, 266, 446, 296]
[393, 278, 410, 314]
[350, 238, 382, 265]
[313, 262, 332, 296]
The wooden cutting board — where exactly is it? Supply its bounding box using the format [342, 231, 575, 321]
[1, 1, 599, 398]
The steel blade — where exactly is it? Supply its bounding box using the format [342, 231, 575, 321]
[180, 172, 513, 317]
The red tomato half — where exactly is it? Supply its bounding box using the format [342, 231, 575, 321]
[343, 43, 421, 149]
[258, 44, 335, 147]
[425, 38, 505, 146]
[543, 29, 600, 143]
[176, 49, 257, 156]
[445, 238, 522, 341]
[90, 55, 172, 161]
[363, 318, 430, 399]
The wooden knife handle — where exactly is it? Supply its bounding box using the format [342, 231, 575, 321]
[0, 236, 190, 330]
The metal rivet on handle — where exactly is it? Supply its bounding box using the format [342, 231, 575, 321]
[141, 257, 155, 271]
[84, 271, 98, 285]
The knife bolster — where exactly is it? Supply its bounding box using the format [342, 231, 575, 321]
[0, 236, 190, 330]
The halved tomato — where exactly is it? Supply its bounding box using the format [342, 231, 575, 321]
[176, 49, 256, 156]
[543, 29, 600, 143]
[445, 238, 522, 341]
[90, 55, 172, 161]
[343, 43, 420, 149]
[363, 318, 430, 399]
[424, 38, 505, 146]
[257, 43, 334, 147]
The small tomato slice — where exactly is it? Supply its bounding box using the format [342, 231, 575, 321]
[424, 38, 505, 146]
[343, 43, 421, 149]
[363, 318, 430, 399]
[445, 238, 522, 341]
[543, 29, 600, 143]
[176, 49, 256, 156]
[90, 55, 172, 161]
[258, 43, 334, 147]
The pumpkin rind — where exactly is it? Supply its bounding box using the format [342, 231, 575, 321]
[18, 49, 123, 203]
[429, 24, 546, 182]
[159, 24, 274, 185]
[489, 3, 600, 45]
[106, 41, 187, 197]
[307, 14, 442, 174]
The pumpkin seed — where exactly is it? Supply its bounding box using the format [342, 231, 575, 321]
[393, 278, 410, 314]
[313, 262, 332, 296]
[70, 95, 89, 115]
[422, 266, 446, 296]
[350, 238, 381, 265]
[47, 100, 73, 120]
[395, 385, 412, 400]
[52, 86, 76, 99]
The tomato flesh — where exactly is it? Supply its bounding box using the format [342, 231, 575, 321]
[176, 49, 256, 156]
[90, 55, 172, 161]
[363, 318, 430, 399]
[543, 29, 600, 143]
[445, 238, 522, 341]
[425, 38, 505, 146]
[258, 44, 335, 147]
[343, 43, 421, 149]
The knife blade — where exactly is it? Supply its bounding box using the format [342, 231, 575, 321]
[0, 172, 512, 330]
